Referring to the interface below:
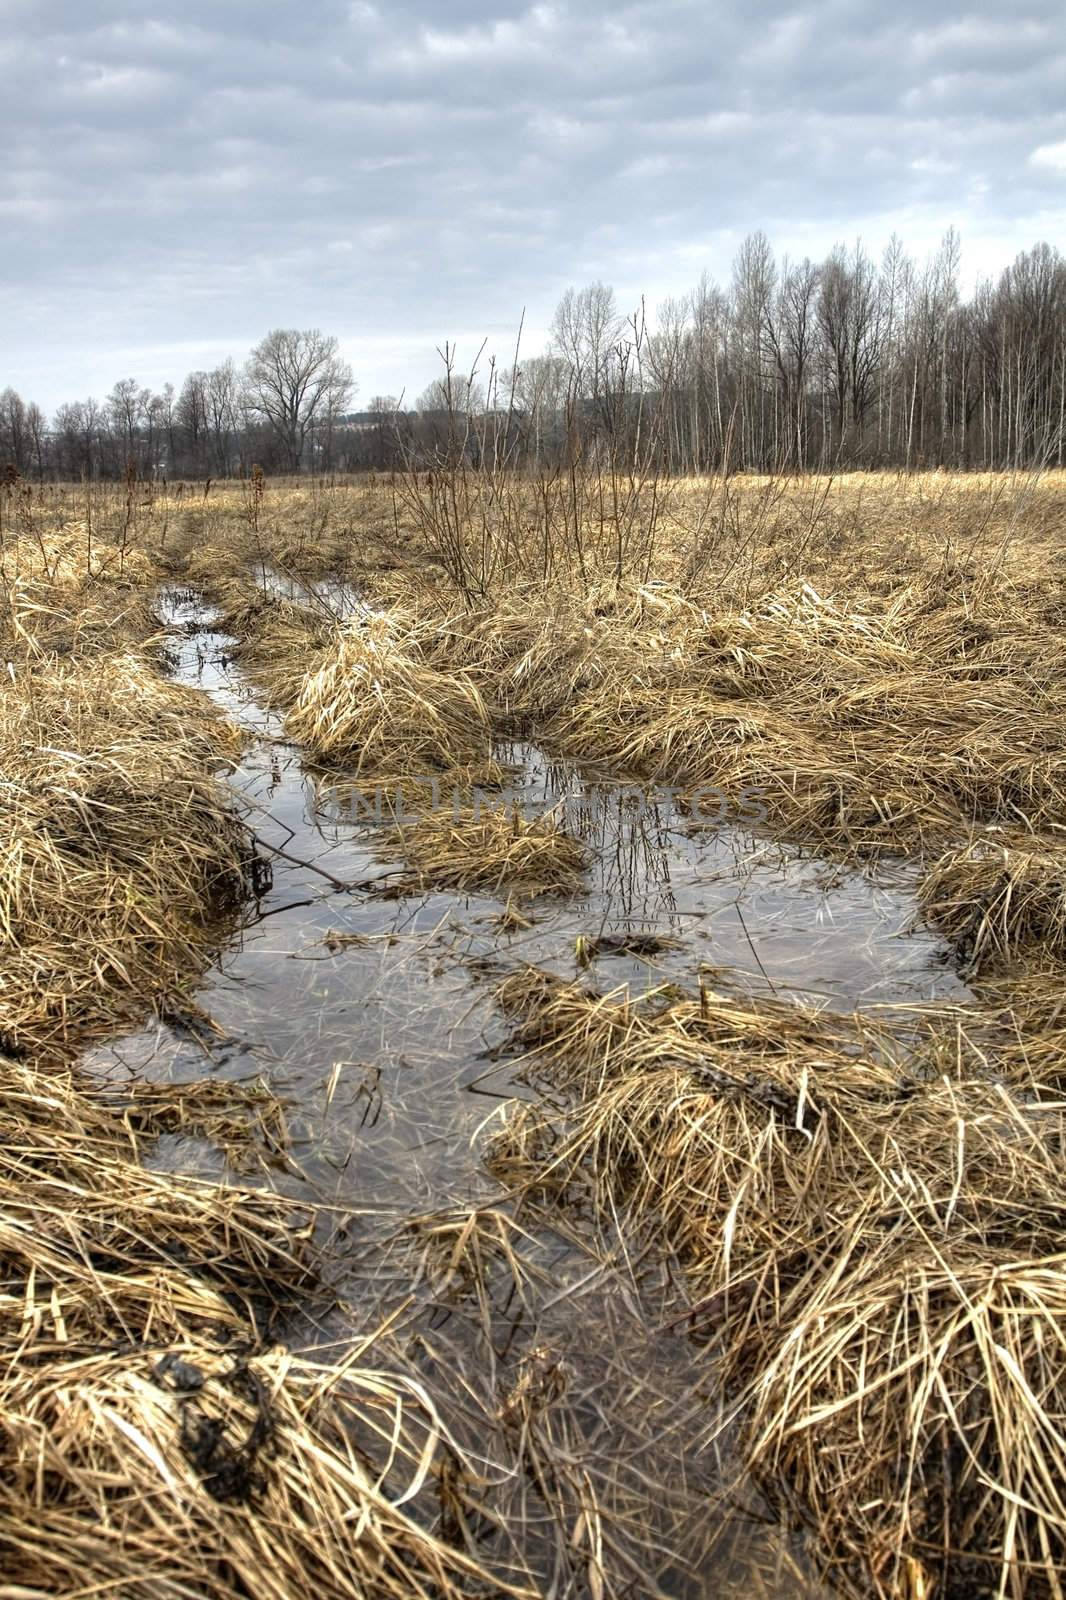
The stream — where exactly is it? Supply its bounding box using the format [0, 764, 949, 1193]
[83, 582, 970, 1597]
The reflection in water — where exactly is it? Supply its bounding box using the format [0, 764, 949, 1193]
[124, 589, 967, 1210]
[84, 587, 969, 1596]
[254, 565, 370, 619]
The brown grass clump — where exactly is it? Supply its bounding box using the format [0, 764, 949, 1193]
[387, 805, 589, 899]
[745, 1243, 1066, 1600]
[530, 572, 1066, 861]
[0, 1053, 498, 1600]
[212, 580, 344, 679]
[283, 614, 493, 771]
[0, 651, 247, 1057]
[1, 526, 162, 660]
[1, 523, 156, 588]
[101, 1075, 291, 1173]
[491, 968, 1066, 1598]
[921, 832, 1066, 972]
[417, 580, 703, 723]
[491, 968, 899, 1277]
[13, 473, 1066, 1596]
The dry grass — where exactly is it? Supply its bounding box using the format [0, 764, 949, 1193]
[489, 967, 1066, 1597]
[526, 575, 1066, 862]
[921, 832, 1066, 972]
[745, 1246, 1066, 1600]
[72, 472, 1066, 874]
[10, 473, 1066, 1597]
[0, 524, 511, 1600]
[283, 613, 493, 771]
[99, 1074, 291, 1173]
[0, 1052, 501, 1600]
[0, 649, 246, 1057]
[386, 803, 589, 898]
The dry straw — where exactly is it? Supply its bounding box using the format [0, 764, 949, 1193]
[0, 532, 506, 1600]
[8, 474, 1066, 1597]
[0, 1054, 501, 1600]
[386, 804, 589, 898]
[490, 967, 1066, 1597]
[0, 649, 246, 1057]
[284, 614, 493, 770]
[921, 831, 1066, 971]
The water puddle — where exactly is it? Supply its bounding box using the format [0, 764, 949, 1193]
[253, 564, 371, 619]
[94, 587, 966, 1202]
[82, 584, 970, 1595]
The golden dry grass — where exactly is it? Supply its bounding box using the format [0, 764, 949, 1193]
[284, 613, 493, 771]
[386, 803, 589, 898]
[9, 470, 1066, 1597]
[0, 1050, 501, 1600]
[0, 529, 251, 1057]
[921, 832, 1066, 972]
[0, 651, 247, 1057]
[489, 967, 1066, 1598]
[0, 524, 510, 1600]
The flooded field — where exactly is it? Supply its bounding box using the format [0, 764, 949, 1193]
[7, 474, 1066, 1599]
[87, 588, 967, 1203]
[81, 582, 973, 1596]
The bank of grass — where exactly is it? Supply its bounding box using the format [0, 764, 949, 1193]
[0, 650, 247, 1056]
[0, 527, 506, 1599]
[9, 469, 1066, 1595]
[143, 469, 1066, 864]
[921, 832, 1066, 970]
[0, 1047, 499, 1600]
[489, 968, 1066, 1598]
[284, 610, 493, 770]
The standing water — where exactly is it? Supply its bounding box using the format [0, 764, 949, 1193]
[83, 585, 969, 1596]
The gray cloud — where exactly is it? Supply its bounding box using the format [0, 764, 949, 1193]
[2, 0, 1064, 408]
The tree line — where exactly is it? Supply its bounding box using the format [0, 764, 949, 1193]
[3, 231, 1065, 480]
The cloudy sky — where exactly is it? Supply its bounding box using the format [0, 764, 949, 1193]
[2, 0, 1065, 412]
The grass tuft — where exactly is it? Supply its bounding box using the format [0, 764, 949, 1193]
[283, 614, 493, 771]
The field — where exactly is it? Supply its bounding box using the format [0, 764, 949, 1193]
[3, 466, 1066, 1598]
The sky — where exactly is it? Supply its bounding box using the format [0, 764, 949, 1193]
[2, 0, 1065, 413]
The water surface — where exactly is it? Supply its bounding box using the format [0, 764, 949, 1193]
[82, 583, 970, 1596]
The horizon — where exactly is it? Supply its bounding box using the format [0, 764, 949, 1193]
[4, 223, 1062, 419]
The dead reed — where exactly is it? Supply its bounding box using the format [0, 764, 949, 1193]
[489, 967, 1066, 1597]
[0, 1052, 500, 1600]
[386, 804, 589, 898]
[0, 649, 247, 1057]
[0, 526, 508, 1600]
[921, 832, 1066, 971]
[283, 613, 493, 771]
[12, 473, 1066, 1597]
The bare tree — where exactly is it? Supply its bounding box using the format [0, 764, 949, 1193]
[551, 282, 622, 401]
[17, 234, 1066, 480]
[243, 329, 353, 472]
[509, 353, 568, 466]
[207, 360, 241, 475]
[732, 232, 777, 463]
[176, 372, 210, 475]
[107, 378, 144, 471]
[0, 387, 28, 472]
[417, 375, 486, 415]
[26, 403, 46, 480]
[766, 258, 820, 468]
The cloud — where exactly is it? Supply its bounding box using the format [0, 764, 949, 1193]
[418, 7, 559, 63]
[1030, 141, 1066, 173]
[0, 0, 1064, 409]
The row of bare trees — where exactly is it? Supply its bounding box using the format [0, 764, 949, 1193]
[1, 330, 353, 481]
[503, 232, 1066, 473]
[4, 233, 1066, 480]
